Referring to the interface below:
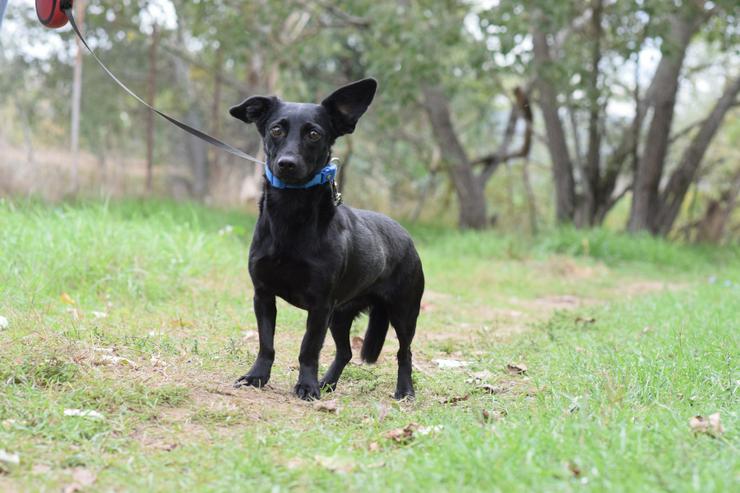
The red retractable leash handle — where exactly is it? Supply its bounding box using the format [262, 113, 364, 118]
[34, 0, 265, 165]
[36, 0, 71, 28]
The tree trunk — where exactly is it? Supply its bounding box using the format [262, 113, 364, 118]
[145, 25, 159, 194]
[422, 85, 488, 229]
[210, 46, 224, 172]
[531, 26, 576, 223]
[627, 13, 703, 233]
[696, 170, 740, 244]
[69, 0, 86, 194]
[654, 75, 740, 235]
[581, 0, 603, 227]
[174, 23, 209, 199]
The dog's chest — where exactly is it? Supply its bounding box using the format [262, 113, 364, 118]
[250, 252, 325, 309]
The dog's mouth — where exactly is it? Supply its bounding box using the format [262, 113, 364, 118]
[271, 165, 308, 184]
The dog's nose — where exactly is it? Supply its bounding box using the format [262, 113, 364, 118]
[276, 157, 296, 170]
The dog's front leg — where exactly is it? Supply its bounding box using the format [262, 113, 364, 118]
[234, 292, 276, 388]
[295, 306, 332, 400]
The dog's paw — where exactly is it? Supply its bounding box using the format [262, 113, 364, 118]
[394, 387, 415, 401]
[234, 373, 270, 389]
[294, 381, 321, 401]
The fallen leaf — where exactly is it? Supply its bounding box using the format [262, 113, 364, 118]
[0, 315, 9, 330]
[575, 346, 585, 353]
[506, 363, 528, 375]
[351, 336, 364, 351]
[315, 455, 355, 473]
[689, 413, 725, 436]
[150, 355, 166, 367]
[575, 316, 596, 324]
[443, 395, 469, 405]
[482, 409, 506, 422]
[0, 449, 20, 465]
[416, 425, 443, 436]
[242, 330, 258, 342]
[60, 292, 76, 306]
[433, 359, 470, 369]
[368, 442, 381, 452]
[285, 458, 304, 470]
[385, 423, 418, 443]
[377, 403, 390, 422]
[64, 409, 105, 420]
[91, 311, 108, 319]
[479, 384, 505, 394]
[32, 464, 52, 474]
[62, 467, 97, 493]
[466, 370, 494, 383]
[96, 354, 136, 368]
[313, 399, 339, 414]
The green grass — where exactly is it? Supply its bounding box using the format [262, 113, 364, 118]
[0, 198, 737, 492]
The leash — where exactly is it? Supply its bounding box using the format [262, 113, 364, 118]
[52, 2, 264, 165]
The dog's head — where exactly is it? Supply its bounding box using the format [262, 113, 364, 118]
[230, 78, 377, 185]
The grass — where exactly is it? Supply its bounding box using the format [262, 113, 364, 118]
[0, 198, 737, 492]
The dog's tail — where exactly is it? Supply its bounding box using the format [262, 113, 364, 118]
[361, 305, 389, 363]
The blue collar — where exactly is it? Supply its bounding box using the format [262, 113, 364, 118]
[264, 162, 337, 190]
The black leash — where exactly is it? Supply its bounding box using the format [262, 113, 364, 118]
[63, 7, 264, 166]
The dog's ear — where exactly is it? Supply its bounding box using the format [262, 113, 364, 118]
[321, 78, 377, 136]
[229, 96, 278, 130]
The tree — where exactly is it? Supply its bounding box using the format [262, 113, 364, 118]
[487, 0, 739, 234]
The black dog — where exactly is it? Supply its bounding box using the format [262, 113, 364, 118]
[229, 78, 424, 400]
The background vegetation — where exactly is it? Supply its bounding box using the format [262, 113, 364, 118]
[1, 0, 738, 241]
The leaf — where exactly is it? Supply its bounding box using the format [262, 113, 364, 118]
[0, 449, 20, 465]
[242, 330, 258, 342]
[62, 467, 97, 493]
[351, 336, 364, 351]
[567, 461, 582, 478]
[433, 359, 470, 369]
[416, 425, 443, 436]
[506, 363, 528, 375]
[60, 292, 76, 306]
[689, 413, 725, 436]
[482, 409, 506, 422]
[32, 464, 52, 474]
[368, 442, 381, 452]
[442, 395, 469, 404]
[384, 422, 419, 443]
[377, 403, 390, 422]
[64, 409, 105, 420]
[468, 370, 494, 382]
[313, 399, 339, 414]
[479, 384, 505, 394]
[575, 316, 596, 324]
[96, 354, 136, 368]
[315, 455, 355, 473]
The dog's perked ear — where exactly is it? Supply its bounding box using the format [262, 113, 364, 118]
[229, 96, 279, 132]
[321, 78, 378, 136]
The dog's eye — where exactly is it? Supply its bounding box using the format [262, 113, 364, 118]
[269, 126, 284, 138]
[306, 130, 321, 142]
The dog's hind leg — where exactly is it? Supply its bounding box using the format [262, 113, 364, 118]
[390, 309, 418, 400]
[319, 308, 357, 392]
